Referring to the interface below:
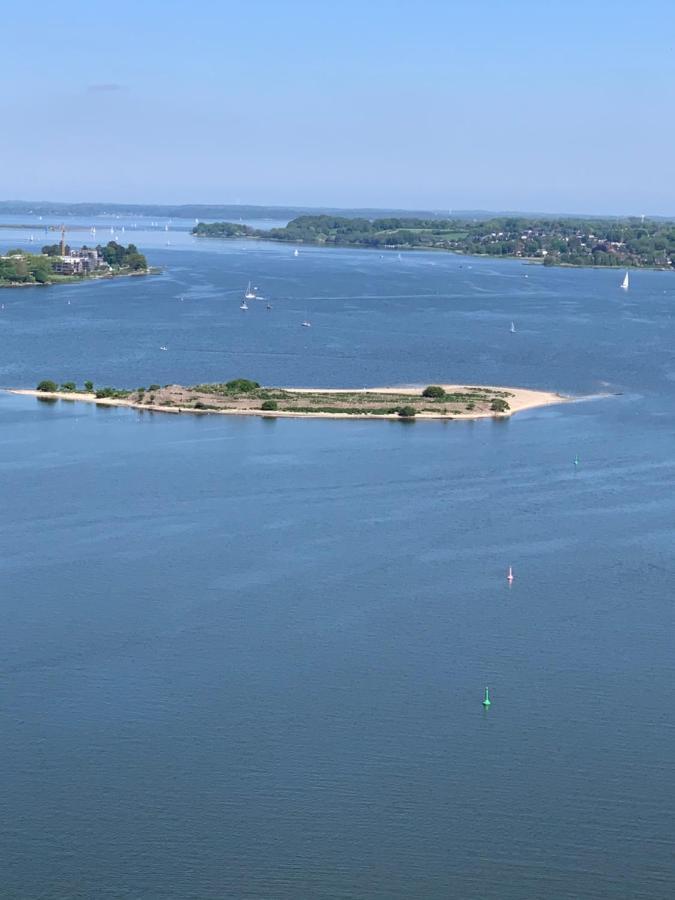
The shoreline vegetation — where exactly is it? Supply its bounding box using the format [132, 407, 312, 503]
[9, 380, 569, 421]
[0, 241, 150, 287]
[193, 215, 675, 269]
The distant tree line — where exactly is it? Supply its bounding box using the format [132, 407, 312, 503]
[193, 222, 257, 238]
[192, 215, 675, 269]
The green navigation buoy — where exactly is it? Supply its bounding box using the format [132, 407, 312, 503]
[482, 686, 491, 708]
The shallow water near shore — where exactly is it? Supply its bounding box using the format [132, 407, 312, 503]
[0, 229, 674, 898]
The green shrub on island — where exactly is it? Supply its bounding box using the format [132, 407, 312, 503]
[95, 387, 132, 400]
[60, 382, 76, 392]
[490, 398, 510, 413]
[36, 380, 58, 392]
[422, 385, 445, 399]
[261, 400, 278, 411]
[84, 380, 94, 392]
[148, 384, 161, 391]
[225, 378, 260, 393]
[397, 406, 417, 418]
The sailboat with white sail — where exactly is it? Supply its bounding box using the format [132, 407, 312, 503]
[621, 271, 629, 290]
[244, 281, 256, 300]
[510, 321, 516, 333]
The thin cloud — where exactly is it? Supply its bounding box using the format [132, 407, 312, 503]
[87, 83, 126, 93]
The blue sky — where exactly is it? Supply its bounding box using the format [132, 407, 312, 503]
[2, 0, 674, 213]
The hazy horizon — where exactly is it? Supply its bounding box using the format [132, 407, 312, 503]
[2, 0, 674, 214]
[1, 199, 674, 221]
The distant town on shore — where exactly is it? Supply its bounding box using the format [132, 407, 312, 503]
[194, 215, 675, 269]
[0, 227, 149, 286]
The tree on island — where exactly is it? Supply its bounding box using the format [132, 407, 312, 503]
[225, 379, 260, 393]
[42, 244, 71, 257]
[96, 241, 148, 271]
[422, 385, 445, 399]
[490, 398, 510, 413]
[36, 380, 58, 392]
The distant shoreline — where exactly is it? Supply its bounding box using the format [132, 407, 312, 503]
[193, 234, 675, 272]
[0, 268, 159, 289]
[5, 384, 569, 421]
[193, 213, 675, 271]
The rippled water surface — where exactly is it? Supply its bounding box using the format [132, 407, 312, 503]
[0, 224, 674, 898]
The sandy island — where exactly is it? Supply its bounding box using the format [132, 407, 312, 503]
[5, 383, 569, 421]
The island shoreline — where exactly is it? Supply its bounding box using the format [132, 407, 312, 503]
[0, 268, 160, 289]
[4, 384, 570, 421]
[193, 235, 675, 272]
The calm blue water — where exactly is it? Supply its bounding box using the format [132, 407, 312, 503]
[1, 232, 674, 898]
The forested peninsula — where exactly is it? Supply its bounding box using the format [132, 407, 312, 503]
[193, 215, 675, 268]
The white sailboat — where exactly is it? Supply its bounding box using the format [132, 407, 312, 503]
[510, 321, 516, 333]
[621, 271, 629, 290]
[301, 320, 311, 327]
[293, 248, 299, 257]
[240, 299, 248, 310]
[244, 281, 256, 300]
